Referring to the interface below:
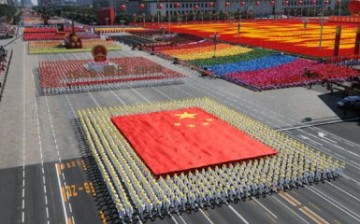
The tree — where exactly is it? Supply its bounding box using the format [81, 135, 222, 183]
[0, 4, 17, 23]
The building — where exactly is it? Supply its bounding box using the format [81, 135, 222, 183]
[39, 0, 91, 7]
[1, 0, 20, 6]
[93, 0, 337, 18]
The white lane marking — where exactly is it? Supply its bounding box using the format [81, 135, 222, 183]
[343, 174, 360, 185]
[177, 214, 188, 224]
[272, 196, 310, 224]
[170, 214, 180, 224]
[32, 47, 50, 224]
[21, 40, 26, 224]
[333, 144, 360, 158]
[228, 205, 250, 224]
[45, 93, 77, 223]
[199, 209, 216, 224]
[253, 198, 277, 219]
[334, 153, 346, 160]
[88, 92, 100, 107]
[318, 132, 337, 144]
[109, 90, 126, 105]
[293, 135, 360, 171]
[299, 135, 323, 146]
[65, 95, 77, 116]
[344, 141, 357, 147]
[312, 126, 360, 149]
[56, 164, 68, 224]
[327, 182, 360, 203]
[307, 186, 360, 222]
[46, 207, 49, 218]
[69, 203, 73, 213]
[151, 87, 174, 100]
[131, 88, 151, 103]
[278, 118, 355, 131]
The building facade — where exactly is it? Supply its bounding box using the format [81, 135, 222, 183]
[93, 0, 337, 18]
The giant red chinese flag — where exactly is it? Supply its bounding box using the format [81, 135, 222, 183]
[111, 107, 277, 175]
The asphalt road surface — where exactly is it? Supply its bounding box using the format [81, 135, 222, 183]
[0, 28, 360, 224]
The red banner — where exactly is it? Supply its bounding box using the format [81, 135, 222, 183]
[112, 107, 277, 175]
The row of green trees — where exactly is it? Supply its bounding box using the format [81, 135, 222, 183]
[32, 3, 350, 26]
[0, 4, 20, 24]
[115, 6, 348, 25]
[33, 6, 96, 25]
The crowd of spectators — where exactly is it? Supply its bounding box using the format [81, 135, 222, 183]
[0, 23, 16, 40]
[0, 46, 7, 76]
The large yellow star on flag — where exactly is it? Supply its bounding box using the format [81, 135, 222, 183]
[174, 112, 197, 119]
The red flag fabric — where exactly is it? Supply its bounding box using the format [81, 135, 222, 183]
[111, 107, 277, 175]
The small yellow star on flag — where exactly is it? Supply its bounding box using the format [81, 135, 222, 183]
[174, 112, 197, 119]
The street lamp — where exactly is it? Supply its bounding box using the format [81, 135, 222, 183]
[319, 0, 326, 49]
[168, 0, 171, 34]
[337, 0, 342, 16]
[210, 32, 220, 58]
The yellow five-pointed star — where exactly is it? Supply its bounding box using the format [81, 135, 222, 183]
[175, 112, 197, 119]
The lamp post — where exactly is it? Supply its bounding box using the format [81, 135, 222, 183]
[283, 0, 289, 18]
[311, 0, 316, 17]
[168, 0, 171, 34]
[337, 0, 342, 16]
[319, 0, 326, 49]
[211, 32, 219, 58]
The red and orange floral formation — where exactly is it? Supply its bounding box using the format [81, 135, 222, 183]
[147, 19, 360, 58]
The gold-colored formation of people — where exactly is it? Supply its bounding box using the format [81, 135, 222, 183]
[77, 97, 344, 222]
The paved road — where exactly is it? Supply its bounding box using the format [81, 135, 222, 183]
[0, 30, 360, 224]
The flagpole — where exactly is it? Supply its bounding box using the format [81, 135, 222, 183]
[168, 0, 170, 34]
[319, 0, 325, 49]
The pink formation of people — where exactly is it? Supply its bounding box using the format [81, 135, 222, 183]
[39, 57, 185, 95]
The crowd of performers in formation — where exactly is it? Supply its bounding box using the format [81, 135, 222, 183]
[78, 98, 344, 223]
[42, 76, 184, 95]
